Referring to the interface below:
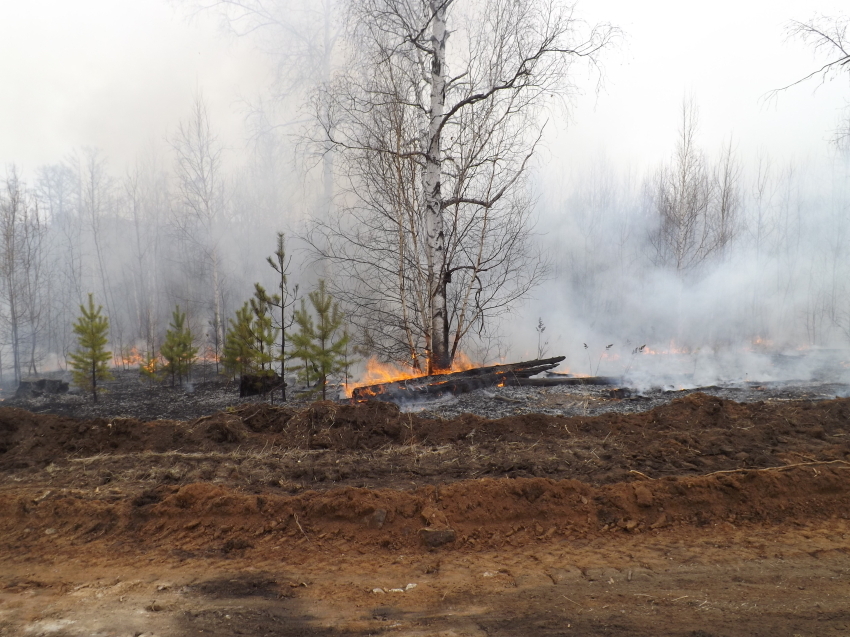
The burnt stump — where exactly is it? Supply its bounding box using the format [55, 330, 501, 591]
[239, 373, 284, 398]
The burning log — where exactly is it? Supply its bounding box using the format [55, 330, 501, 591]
[350, 356, 566, 402]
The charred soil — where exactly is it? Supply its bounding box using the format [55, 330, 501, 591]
[1, 392, 849, 636]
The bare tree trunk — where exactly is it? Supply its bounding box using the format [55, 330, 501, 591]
[713, 136, 741, 258]
[171, 95, 229, 373]
[424, 0, 449, 373]
[211, 246, 224, 372]
[1, 171, 22, 384]
[9, 292, 20, 384]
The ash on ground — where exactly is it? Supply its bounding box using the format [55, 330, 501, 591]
[3, 362, 849, 422]
[0, 366, 310, 422]
[408, 379, 850, 420]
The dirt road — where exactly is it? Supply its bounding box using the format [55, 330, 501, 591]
[1, 394, 849, 636]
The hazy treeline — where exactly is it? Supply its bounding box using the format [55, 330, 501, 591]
[0, 96, 318, 384]
[0, 2, 846, 384]
[2, 94, 849, 383]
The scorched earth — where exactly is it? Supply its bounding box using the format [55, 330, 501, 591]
[0, 372, 849, 636]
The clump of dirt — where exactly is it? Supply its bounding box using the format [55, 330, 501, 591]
[239, 400, 411, 449]
[0, 408, 236, 470]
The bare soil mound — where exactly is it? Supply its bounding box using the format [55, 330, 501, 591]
[2, 393, 848, 489]
[2, 465, 848, 559]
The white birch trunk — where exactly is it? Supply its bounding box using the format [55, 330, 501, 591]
[424, 0, 449, 373]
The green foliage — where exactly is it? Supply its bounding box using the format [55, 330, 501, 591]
[161, 306, 198, 386]
[222, 302, 255, 379]
[222, 290, 280, 381]
[69, 293, 112, 403]
[288, 298, 316, 387]
[249, 292, 278, 376]
[288, 280, 351, 399]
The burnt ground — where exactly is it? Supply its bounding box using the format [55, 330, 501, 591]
[5, 365, 850, 423]
[1, 369, 849, 636]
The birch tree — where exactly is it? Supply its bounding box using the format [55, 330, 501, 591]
[0, 170, 27, 383]
[311, 0, 616, 372]
[18, 186, 48, 376]
[36, 163, 83, 364]
[123, 153, 168, 358]
[74, 148, 125, 359]
[0, 169, 51, 382]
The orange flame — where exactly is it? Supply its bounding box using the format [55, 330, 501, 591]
[140, 356, 158, 376]
[346, 352, 479, 398]
[747, 336, 774, 352]
[120, 346, 145, 367]
[199, 345, 220, 364]
[640, 341, 693, 356]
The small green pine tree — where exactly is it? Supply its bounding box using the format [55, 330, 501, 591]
[161, 306, 198, 386]
[249, 291, 279, 377]
[288, 298, 316, 388]
[288, 280, 351, 400]
[255, 232, 298, 401]
[222, 302, 255, 380]
[69, 294, 113, 403]
[222, 293, 282, 387]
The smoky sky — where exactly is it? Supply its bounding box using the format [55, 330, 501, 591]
[1, 0, 846, 172]
[0, 0, 268, 172]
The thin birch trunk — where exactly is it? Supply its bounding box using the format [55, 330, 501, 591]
[424, 0, 449, 373]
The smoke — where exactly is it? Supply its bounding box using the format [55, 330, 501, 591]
[2, 1, 848, 391]
[509, 150, 850, 387]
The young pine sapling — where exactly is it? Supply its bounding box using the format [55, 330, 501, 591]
[254, 232, 299, 400]
[69, 294, 112, 403]
[161, 305, 198, 387]
[288, 280, 351, 400]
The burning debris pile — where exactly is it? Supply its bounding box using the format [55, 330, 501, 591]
[351, 356, 572, 402]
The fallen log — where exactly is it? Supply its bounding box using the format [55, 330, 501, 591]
[350, 356, 566, 402]
[508, 376, 619, 387]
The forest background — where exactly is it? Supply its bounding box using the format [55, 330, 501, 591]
[0, 0, 847, 386]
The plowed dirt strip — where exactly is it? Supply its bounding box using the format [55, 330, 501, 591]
[2, 467, 848, 559]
